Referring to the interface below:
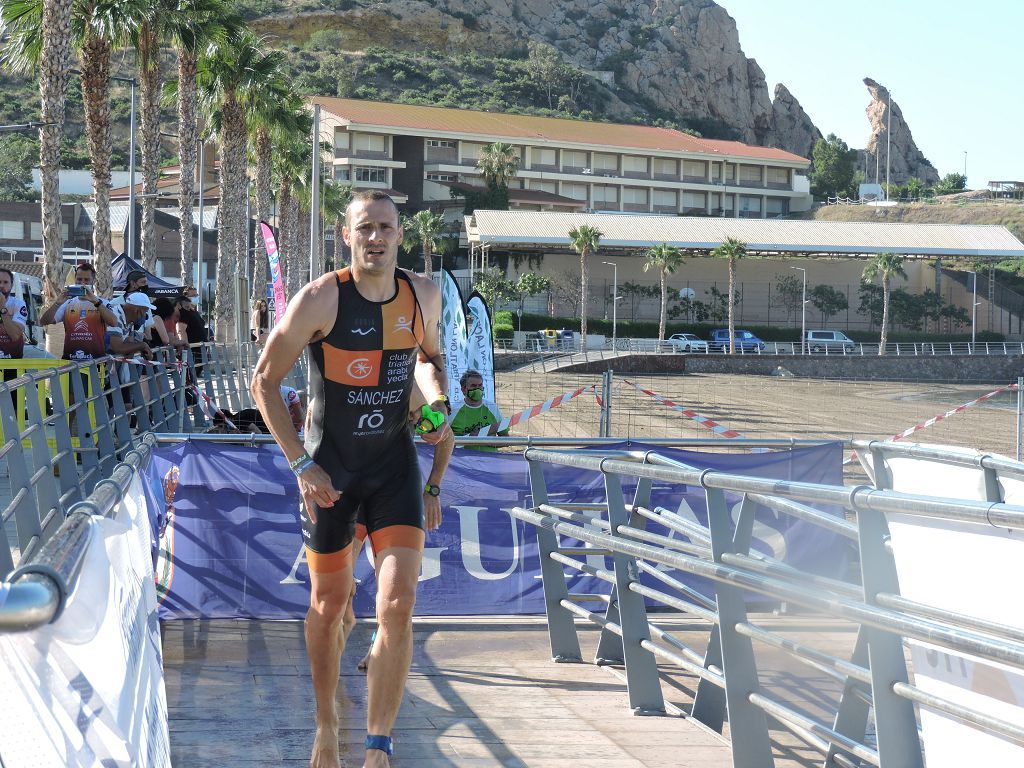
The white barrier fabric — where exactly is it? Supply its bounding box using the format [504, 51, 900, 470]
[0, 474, 170, 767]
[879, 450, 1024, 767]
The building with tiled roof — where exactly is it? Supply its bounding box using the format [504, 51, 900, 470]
[312, 97, 813, 220]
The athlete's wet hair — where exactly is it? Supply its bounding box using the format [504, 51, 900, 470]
[345, 190, 399, 226]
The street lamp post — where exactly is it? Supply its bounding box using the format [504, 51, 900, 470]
[117, 76, 137, 261]
[969, 270, 980, 348]
[791, 265, 807, 353]
[963, 150, 968, 184]
[602, 260, 618, 350]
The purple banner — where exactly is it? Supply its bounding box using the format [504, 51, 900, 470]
[146, 441, 848, 620]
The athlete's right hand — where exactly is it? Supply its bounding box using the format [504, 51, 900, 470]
[298, 463, 341, 521]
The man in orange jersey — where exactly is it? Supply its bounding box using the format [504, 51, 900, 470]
[253, 191, 450, 768]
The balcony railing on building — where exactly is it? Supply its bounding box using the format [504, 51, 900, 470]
[425, 146, 458, 163]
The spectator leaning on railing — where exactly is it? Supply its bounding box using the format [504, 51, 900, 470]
[0, 266, 28, 379]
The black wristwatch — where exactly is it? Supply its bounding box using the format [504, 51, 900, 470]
[424, 483, 441, 497]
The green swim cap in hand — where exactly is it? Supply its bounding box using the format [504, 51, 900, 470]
[415, 404, 445, 434]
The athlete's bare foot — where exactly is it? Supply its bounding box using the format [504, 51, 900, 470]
[363, 748, 389, 768]
[310, 721, 341, 768]
[357, 648, 371, 672]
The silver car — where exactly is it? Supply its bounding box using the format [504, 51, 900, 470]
[667, 333, 709, 352]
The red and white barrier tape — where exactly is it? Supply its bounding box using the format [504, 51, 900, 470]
[480, 384, 597, 436]
[623, 379, 745, 439]
[846, 382, 1018, 465]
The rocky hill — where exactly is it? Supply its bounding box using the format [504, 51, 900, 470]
[858, 78, 939, 185]
[249, 0, 822, 157]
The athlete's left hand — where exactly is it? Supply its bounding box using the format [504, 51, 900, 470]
[424, 492, 442, 531]
[420, 419, 451, 446]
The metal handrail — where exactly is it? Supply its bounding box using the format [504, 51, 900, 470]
[512, 444, 1024, 765]
[0, 433, 155, 632]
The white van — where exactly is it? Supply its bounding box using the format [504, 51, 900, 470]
[803, 329, 855, 354]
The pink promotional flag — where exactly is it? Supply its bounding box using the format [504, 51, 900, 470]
[259, 222, 287, 323]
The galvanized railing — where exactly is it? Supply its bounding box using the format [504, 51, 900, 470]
[511, 444, 1024, 766]
[0, 341, 290, 576]
[498, 337, 1024, 357]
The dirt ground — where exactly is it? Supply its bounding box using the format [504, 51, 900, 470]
[493, 370, 1020, 471]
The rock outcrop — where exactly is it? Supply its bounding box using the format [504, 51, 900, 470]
[766, 83, 823, 162]
[256, 0, 821, 153]
[859, 78, 939, 185]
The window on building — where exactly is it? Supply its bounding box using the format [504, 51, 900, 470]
[767, 167, 790, 186]
[0, 221, 23, 239]
[683, 191, 706, 209]
[29, 222, 42, 240]
[333, 130, 350, 149]
[355, 167, 387, 183]
[739, 165, 763, 183]
[652, 158, 678, 177]
[561, 182, 587, 201]
[739, 195, 761, 212]
[683, 160, 707, 178]
[766, 197, 788, 215]
[622, 156, 649, 174]
[426, 139, 457, 148]
[623, 187, 648, 204]
[562, 150, 587, 169]
[653, 190, 677, 208]
[334, 168, 351, 182]
[592, 185, 618, 203]
[592, 153, 618, 172]
[353, 133, 387, 152]
[531, 180, 556, 194]
[461, 142, 483, 161]
[426, 172, 456, 182]
[531, 147, 556, 166]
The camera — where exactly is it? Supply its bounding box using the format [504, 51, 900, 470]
[67, 285, 87, 297]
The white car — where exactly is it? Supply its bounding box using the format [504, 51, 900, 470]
[667, 333, 708, 353]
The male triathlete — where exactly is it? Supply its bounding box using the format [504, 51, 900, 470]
[252, 190, 449, 768]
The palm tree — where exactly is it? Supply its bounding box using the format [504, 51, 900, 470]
[568, 224, 602, 350]
[271, 126, 312, 300]
[710, 236, 747, 353]
[643, 242, 685, 343]
[247, 86, 302, 300]
[1, 0, 74, 302]
[2, 0, 146, 297]
[320, 179, 351, 271]
[401, 209, 446, 277]
[862, 251, 906, 355]
[477, 140, 520, 193]
[134, 4, 167, 271]
[167, 0, 240, 286]
[197, 31, 284, 340]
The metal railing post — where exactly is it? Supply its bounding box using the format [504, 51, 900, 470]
[603, 468, 664, 714]
[825, 628, 874, 767]
[0, 381, 40, 560]
[1018, 376, 1023, 462]
[22, 375, 61, 538]
[705, 486, 773, 764]
[692, 493, 757, 733]
[527, 459, 583, 662]
[857, 506, 925, 768]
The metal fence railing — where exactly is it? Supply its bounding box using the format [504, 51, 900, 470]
[511, 444, 1024, 766]
[0, 341, 298, 575]
[498, 337, 1024, 357]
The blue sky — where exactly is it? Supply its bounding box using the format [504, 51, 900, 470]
[722, 0, 1022, 188]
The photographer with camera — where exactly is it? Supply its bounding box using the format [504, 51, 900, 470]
[39, 262, 118, 361]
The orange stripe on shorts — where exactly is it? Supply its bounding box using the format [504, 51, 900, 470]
[368, 525, 425, 553]
[305, 544, 352, 573]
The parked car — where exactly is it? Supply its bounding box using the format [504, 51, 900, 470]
[803, 329, 855, 353]
[709, 328, 765, 353]
[666, 333, 708, 353]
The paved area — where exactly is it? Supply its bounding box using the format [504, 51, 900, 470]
[162, 616, 859, 767]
